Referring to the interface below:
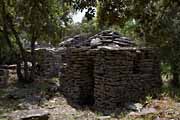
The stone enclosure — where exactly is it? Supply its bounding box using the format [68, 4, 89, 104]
[0, 30, 162, 114]
[60, 30, 162, 112]
[20, 30, 162, 113]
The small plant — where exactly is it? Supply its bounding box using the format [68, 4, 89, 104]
[145, 96, 153, 105]
[95, 111, 103, 116]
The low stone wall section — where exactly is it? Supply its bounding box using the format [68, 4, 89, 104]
[30, 48, 62, 78]
[0, 68, 8, 87]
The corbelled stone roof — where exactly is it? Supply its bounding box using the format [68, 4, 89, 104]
[59, 30, 136, 48]
[89, 30, 136, 48]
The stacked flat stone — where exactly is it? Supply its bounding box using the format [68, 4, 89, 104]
[93, 47, 161, 113]
[60, 47, 94, 105]
[58, 30, 162, 113]
[59, 34, 90, 47]
[34, 48, 62, 78]
[59, 30, 135, 48]
[89, 30, 135, 48]
[0, 68, 8, 87]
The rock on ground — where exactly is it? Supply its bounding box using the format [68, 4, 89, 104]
[8, 109, 49, 120]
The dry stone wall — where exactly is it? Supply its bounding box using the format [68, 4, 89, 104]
[32, 30, 162, 113]
[93, 47, 161, 112]
[0, 68, 8, 87]
[28, 48, 62, 78]
[60, 47, 95, 105]
[60, 47, 162, 113]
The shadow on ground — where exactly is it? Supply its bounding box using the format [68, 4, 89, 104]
[0, 78, 60, 115]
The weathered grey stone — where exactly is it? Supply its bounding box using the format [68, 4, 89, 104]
[59, 30, 136, 48]
[126, 103, 143, 112]
[113, 41, 131, 46]
[59, 33, 91, 47]
[8, 109, 49, 120]
[140, 108, 157, 115]
[128, 107, 158, 118]
[90, 38, 102, 47]
[96, 116, 111, 120]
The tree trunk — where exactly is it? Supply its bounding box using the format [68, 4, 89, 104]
[11, 26, 31, 83]
[1, 0, 24, 81]
[8, 14, 32, 83]
[16, 55, 24, 81]
[1, 0, 12, 49]
[29, 32, 37, 81]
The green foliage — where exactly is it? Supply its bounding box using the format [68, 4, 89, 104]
[161, 63, 172, 81]
[0, 0, 72, 62]
[0, 0, 73, 82]
[64, 0, 96, 21]
[161, 84, 180, 101]
[143, 1, 180, 85]
[0, 0, 72, 46]
[145, 96, 153, 104]
[14, 0, 72, 44]
[0, 31, 17, 64]
[96, 0, 132, 28]
[64, 18, 99, 37]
